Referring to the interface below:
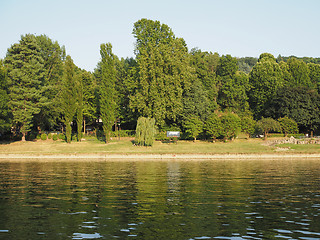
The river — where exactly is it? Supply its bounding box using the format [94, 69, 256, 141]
[0, 159, 319, 239]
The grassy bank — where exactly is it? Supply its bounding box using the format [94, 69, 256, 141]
[1, 137, 320, 155]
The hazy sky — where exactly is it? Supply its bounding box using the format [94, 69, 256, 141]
[1, 0, 320, 71]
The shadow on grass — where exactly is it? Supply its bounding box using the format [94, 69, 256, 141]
[0, 140, 15, 145]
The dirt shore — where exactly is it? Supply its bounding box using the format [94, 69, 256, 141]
[1, 153, 320, 161]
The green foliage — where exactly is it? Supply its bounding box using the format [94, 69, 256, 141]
[135, 117, 146, 146]
[217, 54, 238, 77]
[189, 49, 219, 113]
[220, 112, 241, 140]
[248, 53, 284, 118]
[237, 57, 257, 74]
[182, 78, 212, 122]
[5, 34, 45, 141]
[130, 19, 192, 128]
[52, 134, 58, 141]
[259, 53, 276, 62]
[241, 116, 256, 136]
[135, 117, 156, 146]
[110, 130, 135, 137]
[267, 133, 304, 138]
[265, 86, 320, 133]
[80, 70, 97, 128]
[75, 72, 84, 141]
[308, 63, 320, 93]
[40, 133, 47, 140]
[286, 58, 313, 88]
[59, 56, 77, 143]
[205, 113, 222, 140]
[183, 116, 203, 141]
[278, 116, 299, 137]
[256, 117, 281, 139]
[115, 57, 139, 130]
[48, 133, 52, 139]
[0, 60, 11, 134]
[58, 133, 65, 140]
[145, 118, 156, 146]
[2, 21, 320, 140]
[218, 71, 250, 113]
[33, 34, 65, 131]
[96, 43, 117, 143]
[278, 55, 320, 64]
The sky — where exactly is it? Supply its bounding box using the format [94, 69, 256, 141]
[1, 0, 320, 72]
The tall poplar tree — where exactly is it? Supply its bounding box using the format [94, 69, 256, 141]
[80, 70, 96, 136]
[97, 43, 117, 143]
[75, 72, 83, 141]
[59, 56, 77, 143]
[130, 18, 192, 128]
[5, 34, 45, 141]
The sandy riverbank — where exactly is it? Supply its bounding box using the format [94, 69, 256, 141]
[1, 153, 320, 161]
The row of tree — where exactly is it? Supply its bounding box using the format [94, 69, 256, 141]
[1, 18, 320, 142]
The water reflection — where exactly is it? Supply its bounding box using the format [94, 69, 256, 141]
[0, 159, 319, 239]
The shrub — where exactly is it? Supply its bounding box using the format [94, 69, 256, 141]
[41, 133, 47, 141]
[26, 131, 38, 141]
[52, 134, 58, 141]
[48, 133, 52, 139]
[58, 133, 65, 140]
[135, 117, 156, 146]
[110, 130, 136, 137]
[36, 134, 41, 140]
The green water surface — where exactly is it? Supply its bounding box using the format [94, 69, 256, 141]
[0, 159, 319, 239]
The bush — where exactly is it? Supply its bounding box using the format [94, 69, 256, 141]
[48, 133, 52, 139]
[36, 134, 41, 140]
[268, 133, 304, 138]
[52, 134, 58, 141]
[135, 117, 156, 146]
[155, 131, 168, 141]
[110, 130, 136, 137]
[58, 133, 65, 140]
[41, 133, 47, 141]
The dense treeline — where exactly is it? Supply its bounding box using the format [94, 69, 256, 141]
[1, 18, 320, 142]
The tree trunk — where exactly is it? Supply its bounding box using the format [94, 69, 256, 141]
[105, 130, 109, 144]
[21, 132, 26, 141]
[83, 119, 86, 135]
[264, 130, 267, 140]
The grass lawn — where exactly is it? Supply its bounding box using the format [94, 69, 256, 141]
[1, 136, 320, 155]
[274, 143, 320, 153]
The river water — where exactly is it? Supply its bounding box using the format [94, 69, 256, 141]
[0, 159, 319, 239]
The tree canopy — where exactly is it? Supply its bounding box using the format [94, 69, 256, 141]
[5, 34, 45, 141]
[1, 19, 320, 142]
